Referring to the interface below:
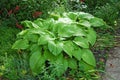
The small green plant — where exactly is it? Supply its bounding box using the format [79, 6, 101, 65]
[12, 12, 107, 78]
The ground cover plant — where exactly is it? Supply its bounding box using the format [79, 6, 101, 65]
[12, 12, 108, 79]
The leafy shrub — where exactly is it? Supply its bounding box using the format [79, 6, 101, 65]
[0, 0, 60, 27]
[85, 0, 110, 9]
[65, 0, 112, 13]
[94, 3, 119, 25]
[67, 0, 87, 11]
[65, 0, 120, 26]
[12, 12, 107, 79]
[0, 53, 36, 80]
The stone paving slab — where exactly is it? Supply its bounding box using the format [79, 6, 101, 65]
[103, 47, 120, 80]
[103, 72, 119, 80]
[105, 58, 120, 72]
[109, 47, 120, 58]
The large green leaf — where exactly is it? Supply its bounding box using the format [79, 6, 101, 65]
[90, 17, 105, 27]
[34, 19, 43, 28]
[17, 29, 40, 43]
[72, 48, 82, 61]
[67, 58, 77, 69]
[82, 49, 96, 67]
[62, 58, 68, 73]
[29, 28, 45, 35]
[21, 20, 40, 28]
[78, 12, 94, 20]
[43, 50, 56, 62]
[12, 39, 29, 49]
[72, 26, 86, 37]
[42, 18, 55, 30]
[52, 22, 60, 33]
[53, 54, 68, 76]
[49, 13, 60, 20]
[48, 41, 63, 56]
[58, 24, 74, 37]
[63, 41, 75, 58]
[29, 50, 45, 75]
[23, 34, 39, 42]
[79, 60, 94, 71]
[58, 24, 86, 37]
[57, 18, 73, 24]
[38, 35, 54, 45]
[73, 37, 89, 48]
[17, 30, 28, 37]
[65, 12, 78, 20]
[86, 28, 96, 46]
[78, 20, 91, 28]
[29, 44, 41, 53]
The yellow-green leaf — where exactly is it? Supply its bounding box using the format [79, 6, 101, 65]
[82, 49, 96, 67]
[12, 39, 29, 49]
[73, 37, 89, 48]
[48, 41, 63, 56]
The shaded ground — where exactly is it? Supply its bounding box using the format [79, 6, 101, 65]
[102, 20, 120, 80]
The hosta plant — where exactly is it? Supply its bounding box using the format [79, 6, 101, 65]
[12, 12, 106, 77]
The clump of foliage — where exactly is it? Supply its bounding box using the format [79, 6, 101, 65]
[0, 53, 40, 80]
[66, 0, 120, 26]
[0, 26, 20, 79]
[0, 26, 19, 55]
[12, 12, 107, 79]
[0, 0, 62, 27]
[94, 3, 119, 26]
